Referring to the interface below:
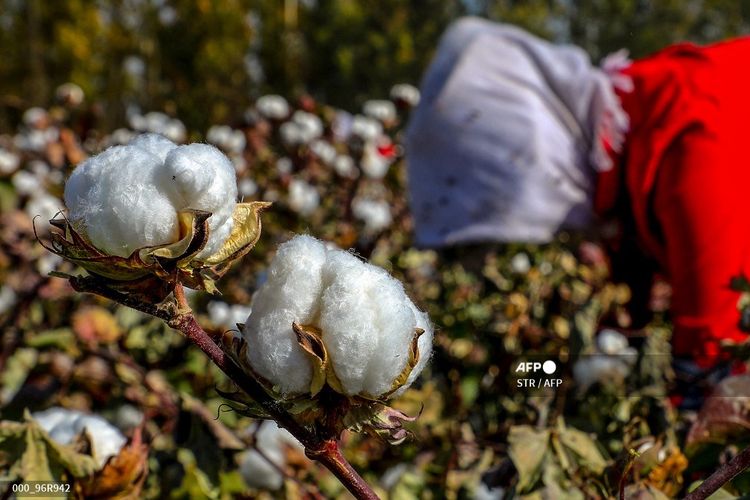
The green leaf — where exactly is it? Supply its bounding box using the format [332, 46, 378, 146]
[508, 425, 550, 492]
[557, 426, 607, 474]
[0, 348, 37, 405]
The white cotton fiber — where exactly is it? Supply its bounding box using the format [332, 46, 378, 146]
[64, 135, 239, 259]
[64, 145, 179, 257]
[33, 407, 127, 469]
[242, 235, 433, 399]
[243, 235, 327, 394]
[161, 143, 238, 257]
[127, 132, 177, 162]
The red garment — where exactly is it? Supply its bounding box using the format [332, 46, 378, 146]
[596, 38, 750, 366]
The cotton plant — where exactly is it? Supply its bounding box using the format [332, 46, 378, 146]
[41, 133, 429, 499]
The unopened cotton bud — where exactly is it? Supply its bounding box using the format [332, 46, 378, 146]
[256, 95, 290, 120]
[363, 100, 396, 123]
[242, 235, 433, 398]
[33, 407, 127, 469]
[390, 83, 420, 106]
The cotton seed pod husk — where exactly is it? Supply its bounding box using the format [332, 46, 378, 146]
[41, 201, 270, 298]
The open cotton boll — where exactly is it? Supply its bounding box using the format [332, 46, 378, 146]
[0, 148, 20, 175]
[243, 235, 328, 395]
[64, 145, 179, 257]
[26, 193, 63, 229]
[351, 115, 383, 142]
[160, 144, 238, 258]
[33, 407, 127, 469]
[243, 235, 433, 398]
[352, 198, 392, 233]
[291, 111, 323, 143]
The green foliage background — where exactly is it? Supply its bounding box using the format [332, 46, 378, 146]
[2, 0, 749, 132]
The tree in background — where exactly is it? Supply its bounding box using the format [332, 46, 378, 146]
[1, 0, 748, 133]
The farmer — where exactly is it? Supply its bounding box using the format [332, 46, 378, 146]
[406, 17, 750, 371]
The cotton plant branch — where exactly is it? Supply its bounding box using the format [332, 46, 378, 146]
[65, 273, 379, 500]
[684, 444, 750, 500]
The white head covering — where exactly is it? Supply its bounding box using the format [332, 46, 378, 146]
[406, 17, 629, 247]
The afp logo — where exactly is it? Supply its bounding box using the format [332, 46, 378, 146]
[515, 360, 557, 374]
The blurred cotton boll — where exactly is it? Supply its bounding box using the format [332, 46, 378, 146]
[238, 178, 258, 198]
[276, 157, 293, 175]
[0, 148, 20, 175]
[390, 83, 421, 107]
[573, 329, 637, 393]
[32, 407, 127, 469]
[351, 115, 383, 142]
[333, 154, 358, 178]
[352, 198, 392, 233]
[207, 300, 252, 330]
[361, 141, 394, 179]
[255, 94, 290, 120]
[310, 139, 337, 165]
[291, 111, 323, 144]
[242, 235, 433, 398]
[11, 170, 42, 196]
[288, 179, 319, 216]
[509, 252, 531, 274]
[207, 125, 246, 154]
[55, 82, 85, 107]
[363, 99, 397, 124]
[25, 193, 63, 229]
[238, 421, 305, 490]
[0, 285, 17, 316]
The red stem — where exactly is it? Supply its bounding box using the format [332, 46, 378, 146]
[684, 444, 750, 500]
[68, 277, 379, 499]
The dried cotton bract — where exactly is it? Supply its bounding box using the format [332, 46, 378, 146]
[242, 235, 433, 400]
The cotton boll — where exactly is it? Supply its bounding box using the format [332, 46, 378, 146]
[320, 249, 417, 397]
[207, 125, 232, 147]
[36, 253, 62, 276]
[279, 122, 303, 146]
[351, 115, 383, 142]
[256, 94, 290, 120]
[288, 179, 319, 216]
[161, 144, 238, 258]
[108, 128, 136, 146]
[0, 148, 20, 175]
[64, 145, 179, 257]
[33, 407, 127, 469]
[390, 83, 420, 107]
[363, 100, 396, 123]
[310, 140, 337, 165]
[332, 111, 354, 142]
[239, 421, 304, 490]
[510, 252, 531, 274]
[55, 82, 85, 106]
[291, 111, 323, 144]
[239, 178, 258, 198]
[276, 157, 293, 175]
[11, 170, 41, 196]
[573, 355, 630, 393]
[128, 133, 177, 162]
[397, 302, 434, 394]
[163, 119, 186, 143]
[361, 142, 392, 179]
[352, 198, 392, 233]
[333, 155, 358, 179]
[207, 300, 252, 330]
[243, 235, 328, 395]
[596, 329, 629, 355]
[23, 107, 48, 128]
[26, 193, 63, 227]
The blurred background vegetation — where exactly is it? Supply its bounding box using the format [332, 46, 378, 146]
[1, 0, 749, 133]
